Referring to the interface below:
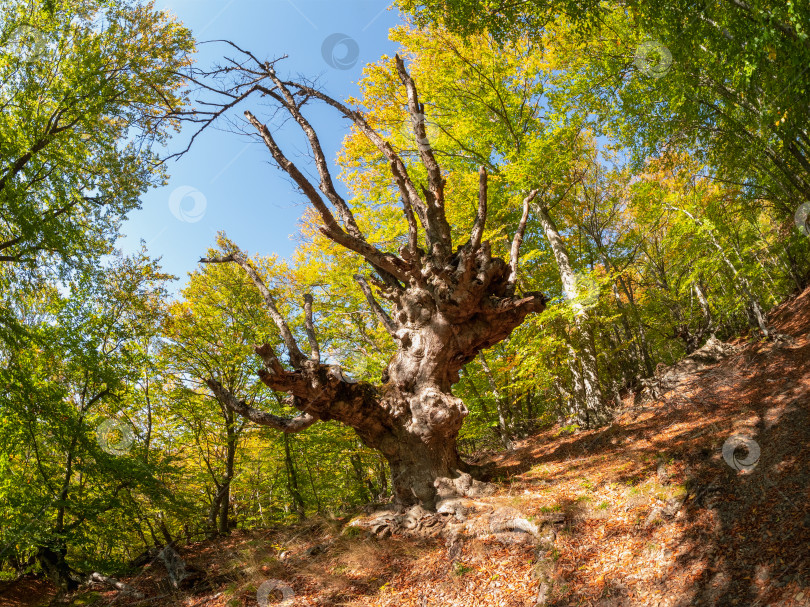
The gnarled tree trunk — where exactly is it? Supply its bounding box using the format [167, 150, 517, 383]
[194, 52, 547, 509]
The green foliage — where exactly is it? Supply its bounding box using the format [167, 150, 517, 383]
[2, 0, 809, 585]
[453, 561, 475, 576]
[0, 0, 192, 274]
[401, 0, 810, 212]
[338, 21, 809, 437]
[555, 424, 580, 437]
[398, 0, 605, 42]
[0, 250, 180, 576]
[0, 0, 192, 582]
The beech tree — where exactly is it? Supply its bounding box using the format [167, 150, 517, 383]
[341, 26, 613, 428]
[190, 49, 547, 508]
[0, 251, 173, 589]
[0, 0, 192, 271]
[400, 0, 810, 209]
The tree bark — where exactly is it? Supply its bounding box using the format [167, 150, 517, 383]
[87, 572, 144, 599]
[207, 486, 223, 537]
[36, 545, 80, 591]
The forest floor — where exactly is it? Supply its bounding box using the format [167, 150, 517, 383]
[4, 287, 810, 607]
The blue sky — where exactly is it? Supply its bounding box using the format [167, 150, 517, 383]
[119, 1, 403, 289]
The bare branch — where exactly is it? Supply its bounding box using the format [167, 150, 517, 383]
[401, 196, 420, 260]
[281, 81, 428, 221]
[165, 83, 263, 161]
[258, 71, 366, 242]
[280, 77, 458, 258]
[482, 291, 547, 317]
[244, 110, 409, 283]
[303, 294, 320, 364]
[506, 189, 538, 295]
[198, 254, 234, 263]
[207, 379, 318, 433]
[387, 161, 421, 254]
[353, 274, 398, 338]
[394, 54, 453, 256]
[254, 343, 286, 376]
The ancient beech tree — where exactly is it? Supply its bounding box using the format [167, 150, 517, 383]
[193, 47, 547, 508]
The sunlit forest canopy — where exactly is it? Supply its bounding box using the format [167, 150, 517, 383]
[1, 0, 808, 603]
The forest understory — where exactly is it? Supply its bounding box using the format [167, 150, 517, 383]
[4, 284, 807, 607]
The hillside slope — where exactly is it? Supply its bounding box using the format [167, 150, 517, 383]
[4, 287, 809, 607]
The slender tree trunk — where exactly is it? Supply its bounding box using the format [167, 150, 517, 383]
[478, 353, 514, 450]
[594, 244, 653, 377]
[350, 453, 374, 502]
[751, 249, 779, 298]
[218, 484, 230, 534]
[618, 275, 655, 376]
[672, 206, 770, 337]
[461, 367, 497, 438]
[371, 458, 388, 501]
[143, 370, 152, 464]
[694, 279, 715, 336]
[157, 514, 173, 546]
[536, 205, 605, 427]
[524, 390, 535, 430]
[283, 434, 306, 519]
[145, 517, 160, 547]
[302, 451, 323, 513]
[781, 242, 807, 290]
[218, 411, 237, 534]
[208, 486, 223, 537]
[552, 378, 570, 424]
[38, 411, 84, 590]
[610, 282, 642, 377]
